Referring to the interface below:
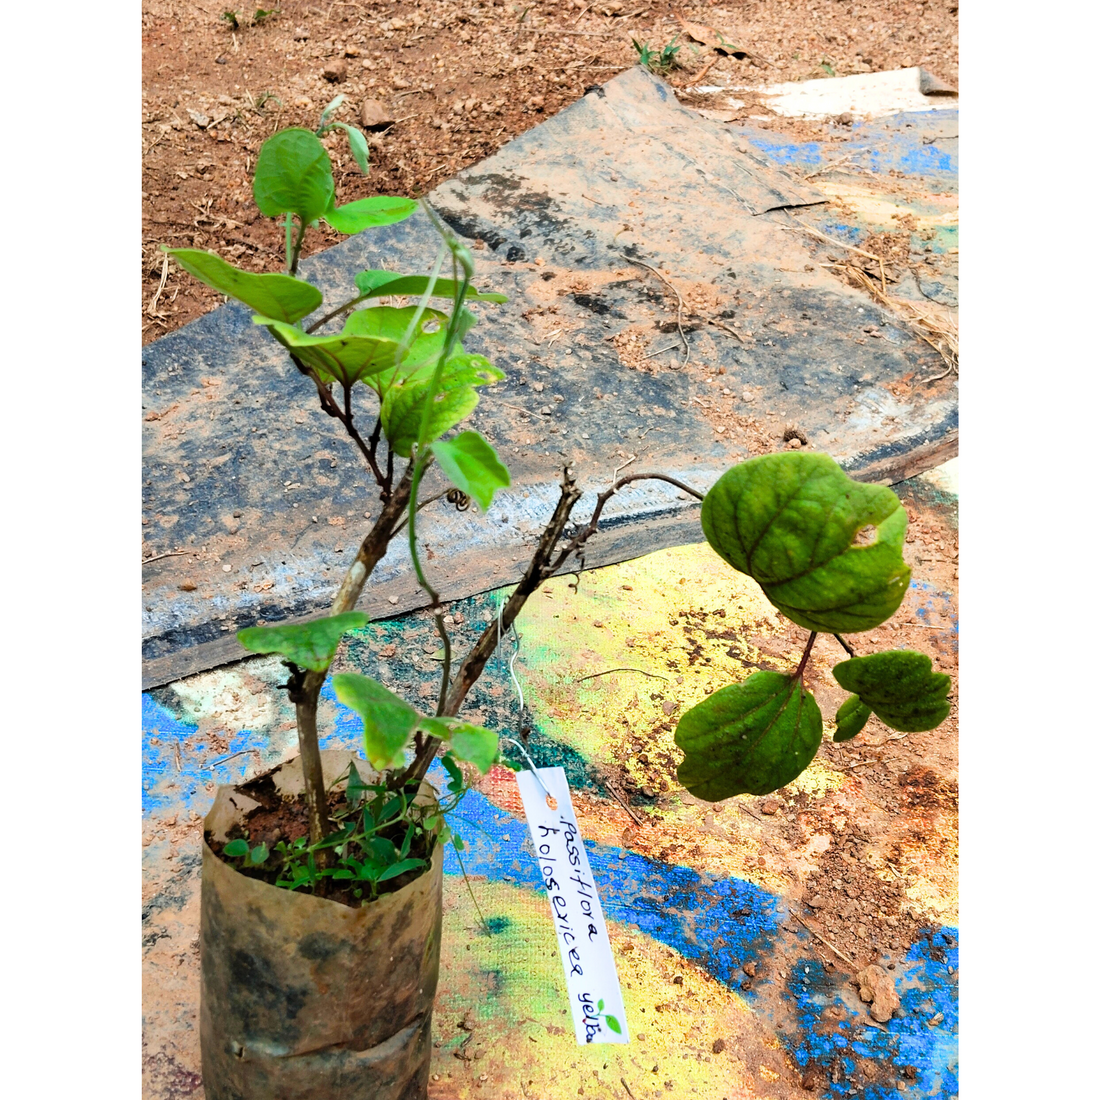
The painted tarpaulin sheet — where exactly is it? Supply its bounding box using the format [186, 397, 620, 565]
[141, 473, 959, 1100]
[141, 66, 958, 688]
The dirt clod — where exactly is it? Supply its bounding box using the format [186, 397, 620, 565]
[855, 964, 901, 1023]
[711, 1038, 727, 1054]
[322, 58, 348, 83]
[360, 99, 396, 131]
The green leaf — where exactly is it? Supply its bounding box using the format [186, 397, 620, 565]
[604, 1015, 622, 1035]
[223, 839, 249, 858]
[675, 670, 823, 799]
[167, 248, 322, 323]
[430, 430, 510, 510]
[332, 673, 418, 770]
[318, 94, 345, 132]
[322, 195, 418, 234]
[237, 611, 368, 671]
[381, 355, 503, 457]
[440, 751, 465, 795]
[377, 858, 428, 882]
[834, 695, 872, 742]
[354, 270, 508, 304]
[700, 452, 911, 633]
[250, 843, 269, 865]
[254, 315, 403, 385]
[252, 128, 335, 225]
[332, 122, 370, 174]
[447, 724, 499, 775]
[832, 650, 951, 732]
[597, 999, 605, 1012]
[347, 761, 368, 808]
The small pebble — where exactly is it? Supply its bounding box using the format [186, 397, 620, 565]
[322, 58, 348, 83]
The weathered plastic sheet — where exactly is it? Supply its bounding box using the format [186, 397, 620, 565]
[142, 67, 957, 687]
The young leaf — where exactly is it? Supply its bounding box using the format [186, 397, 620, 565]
[237, 611, 367, 671]
[318, 94, 345, 132]
[701, 453, 911, 633]
[347, 761, 369, 809]
[322, 196, 418, 235]
[223, 839, 249, 858]
[447, 724, 499, 775]
[604, 1015, 623, 1035]
[440, 751, 465, 795]
[675, 670, 823, 799]
[367, 836, 399, 864]
[331, 121, 370, 174]
[354, 270, 508, 304]
[331, 673, 418, 770]
[430, 430, 511, 511]
[597, 999, 605, 1012]
[832, 650, 951, 732]
[249, 843, 269, 865]
[377, 858, 428, 882]
[834, 695, 872, 742]
[380, 355, 503, 457]
[252, 128, 336, 225]
[167, 248, 322, 323]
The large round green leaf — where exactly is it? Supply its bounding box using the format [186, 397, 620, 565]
[832, 650, 951, 732]
[252, 128, 335, 225]
[701, 452, 911, 633]
[674, 670, 823, 799]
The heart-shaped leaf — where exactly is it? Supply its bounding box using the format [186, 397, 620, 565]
[236, 611, 367, 671]
[167, 248, 322, 323]
[832, 650, 951, 732]
[354, 270, 508, 304]
[332, 673, 418, 770]
[833, 695, 872, 742]
[255, 315, 402, 385]
[447, 723, 499, 774]
[430, 430, 510, 510]
[223, 839, 249, 858]
[701, 452, 911, 633]
[381, 355, 503, 457]
[252, 128, 335, 225]
[675, 670, 823, 799]
[322, 195, 418, 234]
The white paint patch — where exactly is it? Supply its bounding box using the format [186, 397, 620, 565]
[730, 67, 957, 121]
[918, 456, 959, 497]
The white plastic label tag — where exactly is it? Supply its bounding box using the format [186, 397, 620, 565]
[515, 765, 630, 1045]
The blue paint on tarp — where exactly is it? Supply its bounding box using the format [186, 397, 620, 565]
[441, 780, 958, 1097]
[441, 784, 784, 972]
[745, 111, 957, 182]
[819, 222, 865, 244]
[779, 931, 958, 1098]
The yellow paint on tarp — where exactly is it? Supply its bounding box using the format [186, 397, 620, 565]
[432, 877, 800, 1099]
[510, 542, 847, 889]
[812, 179, 958, 230]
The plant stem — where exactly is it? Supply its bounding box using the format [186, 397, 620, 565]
[289, 216, 306, 276]
[291, 463, 417, 846]
[794, 632, 819, 681]
[833, 633, 856, 659]
[400, 469, 584, 785]
[284, 215, 294, 275]
[306, 292, 369, 334]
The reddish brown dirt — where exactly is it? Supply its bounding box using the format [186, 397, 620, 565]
[141, 0, 959, 342]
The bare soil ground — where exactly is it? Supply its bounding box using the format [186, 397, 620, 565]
[141, 0, 958, 342]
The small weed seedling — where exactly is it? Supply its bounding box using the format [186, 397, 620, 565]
[633, 36, 683, 76]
